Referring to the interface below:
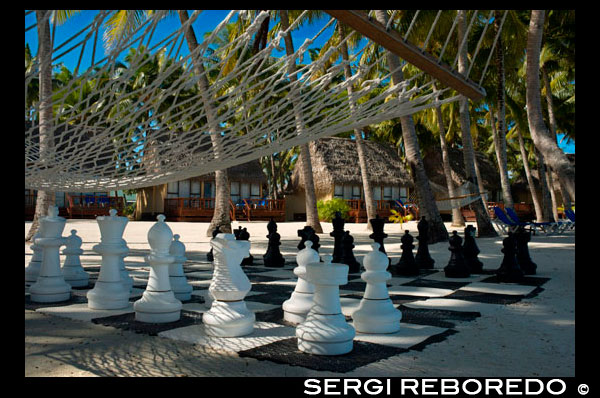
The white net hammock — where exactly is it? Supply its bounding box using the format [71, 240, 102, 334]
[434, 181, 489, 211]
[25, 10, 506, 192]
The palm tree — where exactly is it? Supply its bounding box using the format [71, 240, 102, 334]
[373, 10, 448, 243]
[525, 10, 575, 202]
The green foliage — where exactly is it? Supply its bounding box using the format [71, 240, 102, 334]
[317, 198, 351, 222]
[122, 202, 136, 217]
[388, 209, 413, 225]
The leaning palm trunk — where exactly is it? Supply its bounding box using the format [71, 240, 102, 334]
[338, 22, 376, 230]
[374, 10, 448, 243]
[535, 148, 553, 222]
[490, 106, 514, 209]
[26, 10, 56, 242]
[178, 10, 231, 236]
[516, 128, 544, 223]
[456, 10, 497, 237]
[280, 10, 322, 233]
[526, 10, 575, 202]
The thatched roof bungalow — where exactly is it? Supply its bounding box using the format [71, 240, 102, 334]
[287, 137, 413, 221]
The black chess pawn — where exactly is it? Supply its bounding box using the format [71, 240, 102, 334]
[340, 230, 361, 274]
[207, 225, 222, 262]
[496, 232, 524, 282]
[514, 226, 537, 275]
[297, 226, 320, 252]
[463, 225, 483, 273]
[415, 216, 435, 270]
[264, 220, 285, 268]
[369, 215, 388, 259]
[234, 226, 254, 266]
[391, 230, 419, 276]
[444, 231, 471, 278]
[330, 212, 346, 263]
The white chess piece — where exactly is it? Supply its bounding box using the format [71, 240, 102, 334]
[202, 233, 254, 337]
[25, 226, 44, 283]
[282, 241, 319, 324]
[119, 252, 134, 292]
[352, 243, 402, 334]
[86, 209, 130, 310]
[61, 229, 89, 287]
[29, 206, 71, 303]
[169, 234, 193, 301]
[134, 215, 182, 323]
[296, 255, 355, 355]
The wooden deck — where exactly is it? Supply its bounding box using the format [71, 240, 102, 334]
[346, 200, 418, 223]
[164, 198, 285, 222]
[66, 194, 125, 218]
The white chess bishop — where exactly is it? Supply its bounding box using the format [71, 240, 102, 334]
[134, 215, 182, 323]
[61, 229, 89, 287]
[202, 233, 254, 337]
[296, 255, 355, 356]
[86, 209, 130, 310]
[29, 206, 72, 303]
[169, 234, 193, 301]
[282, 240, 319, 324]
[351, 243, 402, 334]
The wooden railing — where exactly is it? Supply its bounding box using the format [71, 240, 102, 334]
[242, 198, 285, 221]
[345, 199, 416, 222]
[66, 194, 125, 218]
[164, 197, 215, 221]
[164, 197, 285, 222]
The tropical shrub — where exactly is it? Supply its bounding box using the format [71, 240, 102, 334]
[317, 198, 351, 222]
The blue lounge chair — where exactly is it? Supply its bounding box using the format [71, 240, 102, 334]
[492, 206, 534, 235]
[505, 207, 559, 235]
[564, 209, 576, 230]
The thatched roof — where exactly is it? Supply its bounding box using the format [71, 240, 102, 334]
[422, 146, 501, 193]
[291, 137, 413, 195]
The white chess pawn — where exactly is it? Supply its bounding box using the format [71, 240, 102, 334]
[296, 255, 355, 356]
[134, 215, 182, 323]
[352, 243, 402, 334]
[61, 229, 89, 287]
[25, 227, 44, 283]
[202, 233, 254, 337]
[29, 206, 71, 303]
[282, 240, 319, 324]
[169, 234, 193, 301]
[86, 209, 130, 310]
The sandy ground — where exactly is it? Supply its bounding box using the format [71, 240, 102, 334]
[24, 219, 575, 377]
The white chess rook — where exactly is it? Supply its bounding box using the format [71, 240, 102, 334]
[296, 255, 355, 356]
[203, 233, 255, 337]
[282, 241, 319, 324]
[87, 209, 130, 310]
[29, 206, 71, 303]
[25, 228, 44, 283]
[61, 229, 89, 287]
[169, 234, 193, 301]
[352, 243, 402, 334]
[134, 215, 182, 323]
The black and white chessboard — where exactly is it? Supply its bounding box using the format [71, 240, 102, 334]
[25, 258, 549, 373]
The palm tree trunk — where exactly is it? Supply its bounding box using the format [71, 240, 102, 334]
[526, 10, 575, 202]
[338, 22, 376, 230]
[472, 154, 488, 211]
[374, 10, 448, 244]
[26, 10, 56, 242]
[456, 10, 497, 237]
[178, 10, 231, 236]
[280, 10, 322, 233]
[517, 128, 544, 223]
[489, 106, 514, 209]
[535, 148, 553, 222]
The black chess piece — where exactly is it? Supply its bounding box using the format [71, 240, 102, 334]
[415, 216, 435, 270]
[463, 225, 483, 273]
[515, 226, 536, 275]
[390, 230, 419, 276]
[330, 212, 346, 263]
[496, 232, 524, 282]
[297, 226, 320, 252]
[444, 231, 471, 278]
[340, 230, 361, 274]
[369, 215, 388, 259]
[234, 226, 254, 266]
[264, 219, 285, 268]
[207, 225, 222, 262]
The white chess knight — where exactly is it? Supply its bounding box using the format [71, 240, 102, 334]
[351, 243, 402, 334]
[202, 233, 254, 337]
[169, 234, 193, 301]
[282, 240, 319, 324]
[61, 229, 89, 287]
[296, 255, 355, 356]
[134, 215, 182, 323]
[29, 206, 72, 303]
[86, 209, 130, 310]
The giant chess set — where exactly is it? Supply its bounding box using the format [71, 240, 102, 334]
[25, 208, 549, 373]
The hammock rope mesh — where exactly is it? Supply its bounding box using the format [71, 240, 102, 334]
[25, 10, 504, 192]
